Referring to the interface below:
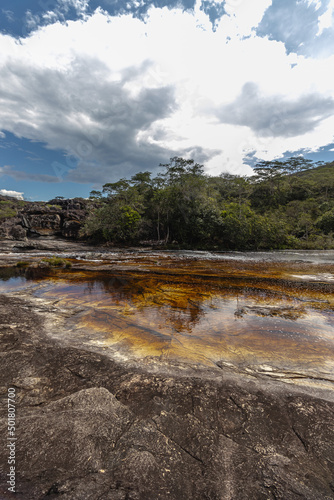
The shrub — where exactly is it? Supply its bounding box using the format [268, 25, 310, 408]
[16, 261, 30, 268]
[41, 256, 72, 268]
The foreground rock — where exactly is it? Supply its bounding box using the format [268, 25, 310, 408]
[0, 294, 333, 499]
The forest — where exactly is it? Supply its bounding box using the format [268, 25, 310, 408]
[83, 156, 334, 250]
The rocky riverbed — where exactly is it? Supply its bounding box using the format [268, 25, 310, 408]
[0, 240, 334, 499]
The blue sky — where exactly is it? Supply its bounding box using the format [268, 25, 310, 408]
[0, 0, 334, 200]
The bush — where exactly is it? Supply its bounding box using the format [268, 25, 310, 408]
[16, 261, 29, 268]
[0, 201, 17, 219]
[316, 209, 334, 234]
[41, 257, 72, 268]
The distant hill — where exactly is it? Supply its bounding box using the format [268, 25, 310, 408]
[296, 161, 334, 179]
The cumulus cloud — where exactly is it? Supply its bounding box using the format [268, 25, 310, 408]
[217, 82, 334, 137]
[257, 0, 334, 57]
[0, 189, 24, 200]
[25, 11, 41, 31]
[22, 0, 90, 35]
[0, 3, 334, 186]
[58, 0, 89, 14]
[0, 36, 176, 183]
[317, 0, 334, 35]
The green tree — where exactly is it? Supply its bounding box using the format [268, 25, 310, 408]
[316, 209, 334, 234]
[81, 156, 334, 249]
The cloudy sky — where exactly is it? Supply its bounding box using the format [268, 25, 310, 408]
[0, 0, 334, 200]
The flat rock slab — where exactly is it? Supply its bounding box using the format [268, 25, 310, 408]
[0, 294, 334, 499]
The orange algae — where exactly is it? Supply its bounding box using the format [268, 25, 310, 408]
[1, 256, 334, 380]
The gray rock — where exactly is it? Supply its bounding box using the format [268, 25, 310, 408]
[0, 294, 333, 499]
[0, 198, 89, 240]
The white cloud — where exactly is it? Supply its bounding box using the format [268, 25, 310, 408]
[58, 0, 89, 14]
[0, 3, 333, 185]
[25, 10, 41, 31]
[304, 0, 322, 10]
[2, 9, 15, 22]
[217, 82, 334, 137]
[0, 189, 24, 200]
[223, 0, 272, 37]
[317, 0, 334, 35]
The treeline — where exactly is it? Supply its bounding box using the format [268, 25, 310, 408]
[82, 156, 334, 250]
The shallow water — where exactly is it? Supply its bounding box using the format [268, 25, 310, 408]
[1, 258, 334, 385]
[3, 247, 334, 264]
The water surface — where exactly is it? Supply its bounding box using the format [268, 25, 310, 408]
[1, 257, 334, 386]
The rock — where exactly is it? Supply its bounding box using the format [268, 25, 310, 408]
[0, 294, 333, 499]
[48, 198, 86, 210]
[0, 198, 89, 240]
[61, 219, 83, 238]
[8, 224, 27, 240]
[23, 213, 62, 235]
[0, 217, 27, 240]
[10, 225, 28, 240]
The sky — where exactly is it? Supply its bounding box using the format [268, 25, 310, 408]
[0, 0, 334, 201]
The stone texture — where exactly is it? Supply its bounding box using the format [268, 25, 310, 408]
[0, 216, 27, 240]
[0, 197, 89, 240]
[0, 294, 333, 499]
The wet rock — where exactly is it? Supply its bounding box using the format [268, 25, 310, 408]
[0, 294, 333, 499]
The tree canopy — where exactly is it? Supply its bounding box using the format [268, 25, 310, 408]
[83, 157, 334, 250]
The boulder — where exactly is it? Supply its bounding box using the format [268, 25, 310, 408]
[0, 217, 27, 240]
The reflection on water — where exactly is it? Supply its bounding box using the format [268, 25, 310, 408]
[1, 263, 334, 383]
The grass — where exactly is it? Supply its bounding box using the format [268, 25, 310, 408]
[41, 256, 72, 268]
[16, 261, 30, 268]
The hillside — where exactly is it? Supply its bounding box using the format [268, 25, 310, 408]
[82, 157, 334, 250]
[296, 161, 334, 179]
[1, 157, 334, 249]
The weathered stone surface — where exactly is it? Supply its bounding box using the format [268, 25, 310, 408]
[0, 216, 28, 240]
[0, 293, 333, 499]
[23, 213, 62, 235]
[0, 198, 89, 240]
[61, 219, 82, 238]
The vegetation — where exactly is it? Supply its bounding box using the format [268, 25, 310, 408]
[81, 157, 334, 250]
[41, 257, 72, 268]
[16, 261, 30, 268]
[0, 198, 28, 220]
[46, 204, 62, 210]
[0, 201, 18, 220]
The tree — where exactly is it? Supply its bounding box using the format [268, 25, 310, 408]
[89, 190, 103, 200]
[82, 156, 334, 249]
[159, 157, 205, 185]
[316, 209, 334, 234]
[83, 203, 142, 243]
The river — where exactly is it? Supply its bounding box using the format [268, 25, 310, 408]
[0, 243, 333, 390]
